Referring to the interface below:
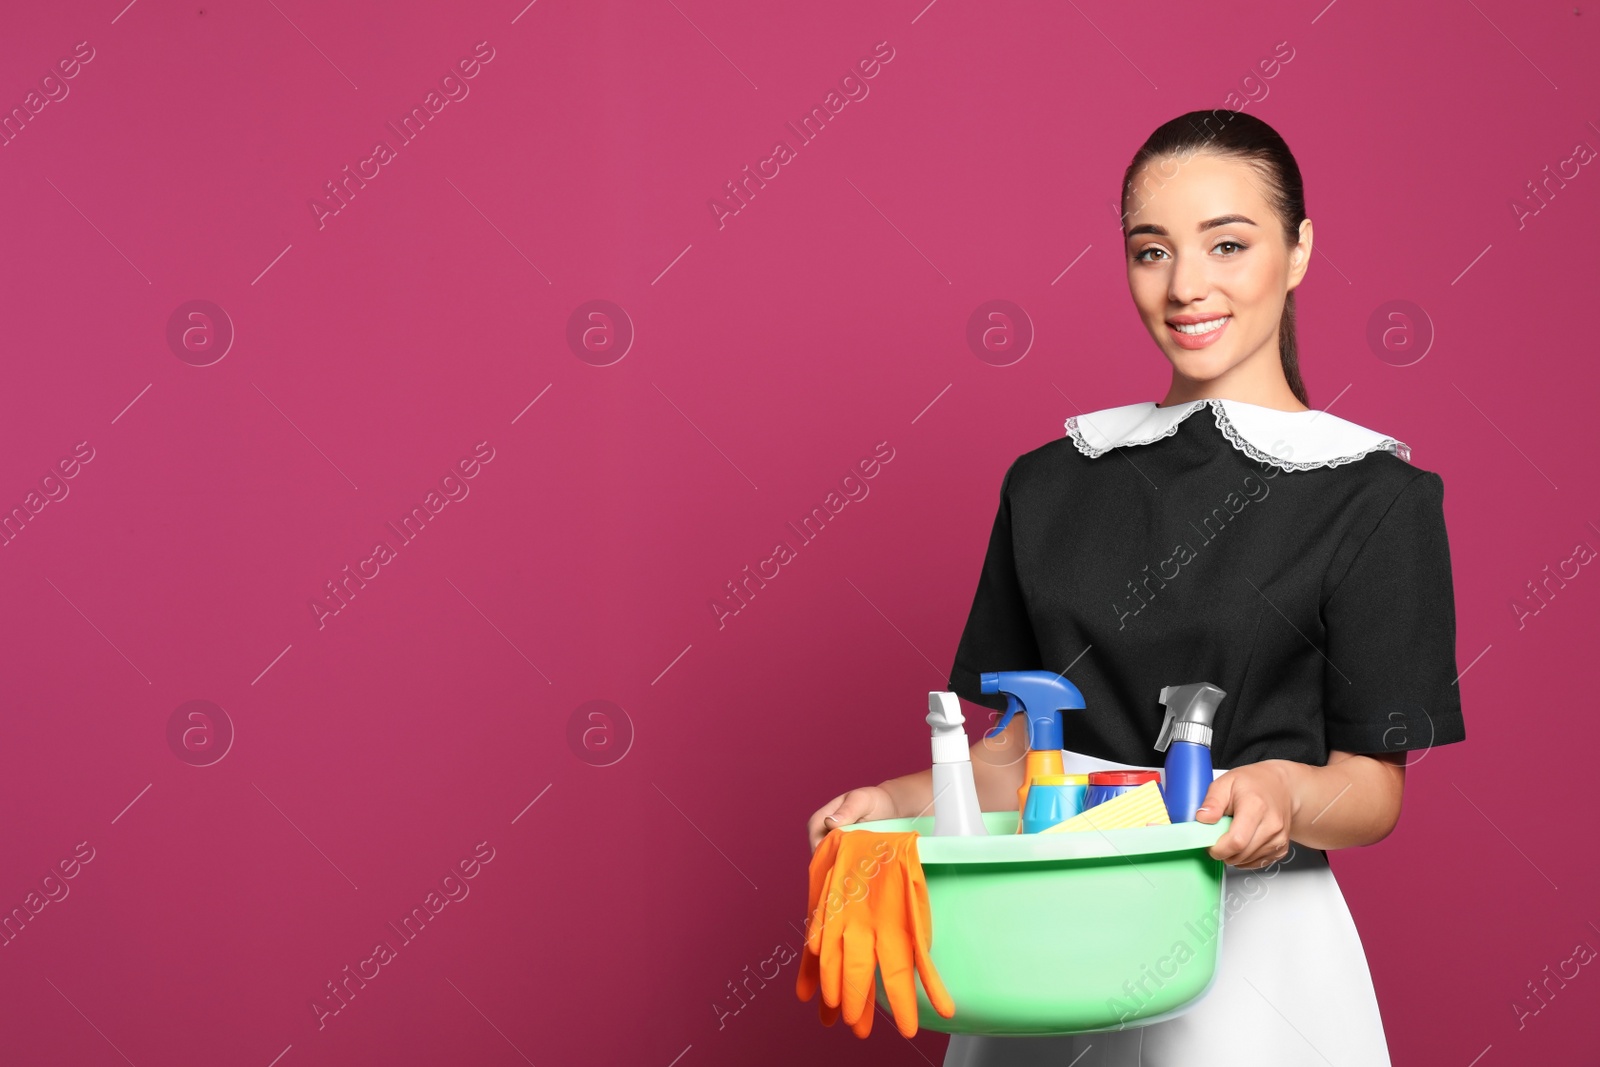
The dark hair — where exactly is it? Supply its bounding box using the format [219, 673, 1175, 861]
[1120, 110, 1309, 407]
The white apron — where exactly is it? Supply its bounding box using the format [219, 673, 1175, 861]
[941, 752, 1393, 1067]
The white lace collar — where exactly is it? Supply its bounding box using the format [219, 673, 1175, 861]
[1064, 397, 1411, 471]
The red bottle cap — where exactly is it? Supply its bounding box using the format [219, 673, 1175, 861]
[1087, 770, 1161, 786]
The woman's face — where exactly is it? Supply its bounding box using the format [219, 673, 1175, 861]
[1122, 152, 1310, 391]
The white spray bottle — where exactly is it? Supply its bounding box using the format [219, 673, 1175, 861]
[927, 692, 988, 836]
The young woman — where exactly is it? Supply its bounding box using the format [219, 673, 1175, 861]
[805, 110, 1467, 1065]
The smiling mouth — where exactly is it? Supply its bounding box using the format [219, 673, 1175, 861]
[1170, 316, 1231, 336]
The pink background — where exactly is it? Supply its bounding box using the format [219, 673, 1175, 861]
[0, 1, 1594, 1063]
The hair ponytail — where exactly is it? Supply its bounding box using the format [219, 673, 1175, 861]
[1279, 291, 1306, 406]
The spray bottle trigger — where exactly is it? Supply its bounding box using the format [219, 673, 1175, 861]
[984, 693, 1025, 739]
[1154, 684, 1177, 752]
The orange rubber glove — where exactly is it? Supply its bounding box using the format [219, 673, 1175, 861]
[795, 829, 955, 1038]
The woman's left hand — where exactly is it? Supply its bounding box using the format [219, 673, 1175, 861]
[1194, 760, 1299, 869]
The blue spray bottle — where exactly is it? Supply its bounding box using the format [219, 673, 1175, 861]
[1154, 682, 1225, 823]
[981, 671, 1086, 832]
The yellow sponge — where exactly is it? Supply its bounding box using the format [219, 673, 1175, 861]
[1039, 779, 1170, 833]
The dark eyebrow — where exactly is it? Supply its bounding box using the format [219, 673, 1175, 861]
[1125, 214, 1259, 239]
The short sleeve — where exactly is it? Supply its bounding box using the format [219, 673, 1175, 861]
[1320, 470, 1467, 755]
[947, 460, 1043, 715]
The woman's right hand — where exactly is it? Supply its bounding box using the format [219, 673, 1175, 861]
[806, 786, 897, 852]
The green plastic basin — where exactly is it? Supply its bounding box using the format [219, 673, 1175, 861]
[840, 810, 1232, 1036]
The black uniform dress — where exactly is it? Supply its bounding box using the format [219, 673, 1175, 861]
[940, 396, 1466, 1067]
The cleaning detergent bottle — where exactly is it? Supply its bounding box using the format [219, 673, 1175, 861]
[1154, 682, 1225, 823]
[981, 670, 1086, 832]
[926, 692, 988, 836]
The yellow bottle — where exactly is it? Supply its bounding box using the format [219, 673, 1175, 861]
[1016, 751, 1065, 832]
